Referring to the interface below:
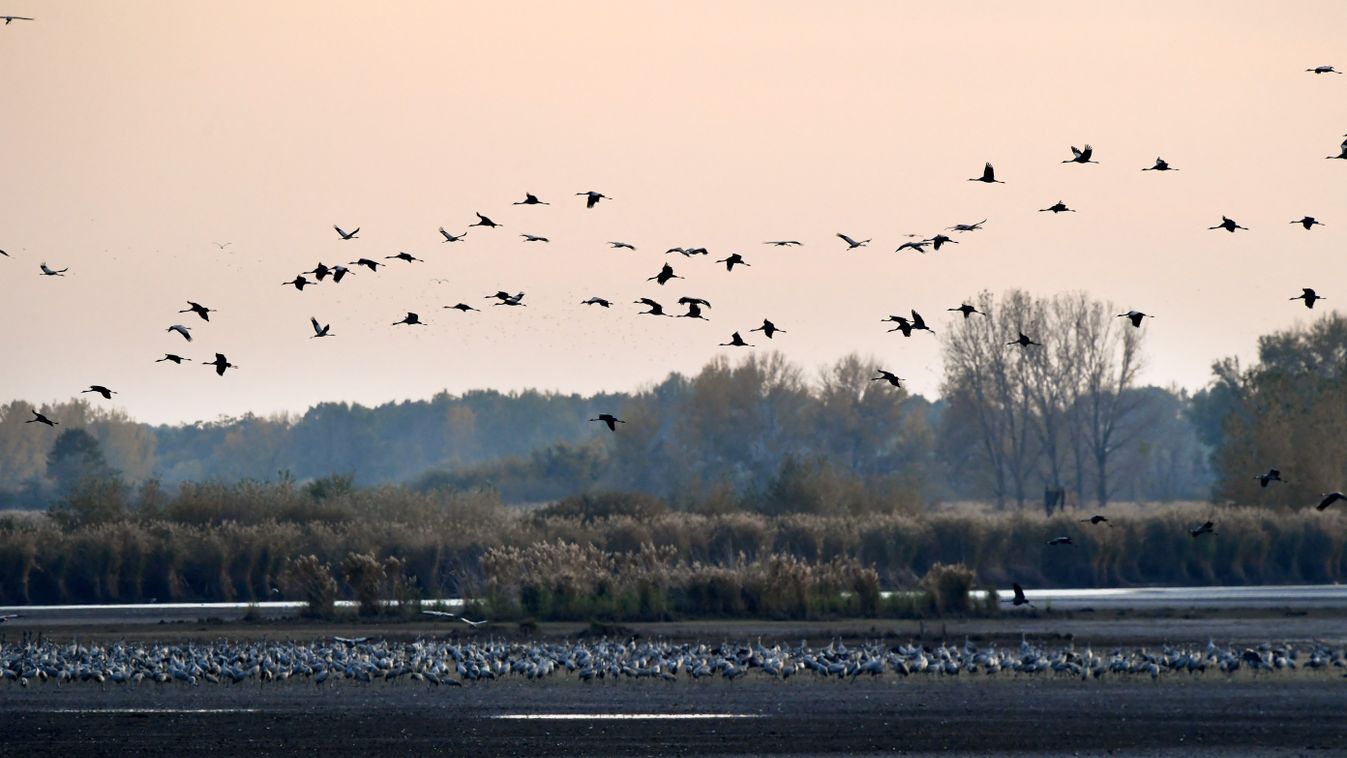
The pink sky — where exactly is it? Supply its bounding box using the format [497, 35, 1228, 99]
[1, 1, 1344, 424]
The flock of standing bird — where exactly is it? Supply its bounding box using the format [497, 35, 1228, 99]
[4, 15, 1347, 626]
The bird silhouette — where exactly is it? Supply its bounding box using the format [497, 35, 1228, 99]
[393, 312, 426, 326]
[350, 258, 381, 272]
[1253, 468, 1284, 488]
[1117, 310, 1152, 328]
[895, 241, 929, 253]
[871, 370, 904, 387]
[1039, 201, 1076, 213]
[39, 263, 67, 276]
[947, 219, 986, 232]
[590, 413, 625, 431]
[2, 15, 35, 24]
[156, 354, 186, 364]
[1008, 332, 1041, 347]
[167, 324, 193, 342]
[81, 385, 117, 399]
[577, 191, 609, 208]
[909, 310, 934, 334]
[179, 301, 216, 321]
[884, 316, 915, 337]
[1209, 216, 1248, 233]
[581, 297, 612, 308]
[204, 353, 237, 376]
[1291, 216, 1324, 230]
[330, 265, 353, 283]
[1062, 144, 1097, 164]
[310, 317, 333, 338]
[1291, 288, 1324, 308]
[1009, 583, 1033, 607]
[949, 304, 983, 319]
[764, 240, 802, 246]
[678, 296, 712, 310]
[438, 227, 467, 242]
[470, 213, 501, 228]
[25, 410, 56, 427]
[719, 331, 753, 347]
[282, 275, 313, 291]
[750, 319, 785, 339]
[513, 193, 549, 205]
[666, 246, 709, 257]
[928, 234, 958, 250]
[493, 293, 526, 307]
[306, 262, 332, 281]
[445, 303, 479, 312]
[333, 225, 359, 240]
[1307, 65, 1342, 74]
[678, 301, 709, 320]
[1317, 492, 1347, 511]
[520, 234, 549, 243]
[1189, 521, 1216, 538]
[648, 263, 683, 286]
[968, 162, 1004, 183]
[1046, 536, 1074, 546]
[635, 298, 669, 316]
[837, 234, 870, 249]
[1080, 515, 1111, 526]
[608, 241, 636, 250]
[1142, 157, 1178, 171]
[716, 253, 750, 271]
[386, 252, 423, 263]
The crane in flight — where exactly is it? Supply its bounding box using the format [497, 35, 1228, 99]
[836, 234, 870, 250]
[589, 413, 625, 431]
[1142, 157, 1178, 171]
[648, 263, 683, 285]
[1291, 216, 1324, 230]
[26, 410, 56, 427]
[167, 324, 193, 342]
[470, 213, 501, 228]
[608, 241, 636, 250]
[719, 331, 753, 347]
[2, 16, 35, 24]
[948, 304, 983, 319]
[386, 252, 423, 263]
[581, 297, 612, 308]
[750, 319, 785, 339]
[520, 234, 549, 243]
[333, 225, 359, 240]
[445, 303, 479, 312]
[1039, 201, 1076, 213]
[1189, 520, 1216, 538]
[871, 370, 903, 387]
[179, 301, 216, 321]
[1306, 65, 1341, 74]
[635, 298, 669, 316]
[438, 227, 467, 242]
[1116, 310, 1152, 328]
[947, 219, 986, 232]
[393, 312, 426, 326]
[1062, 144, 1098, 164]
[968, 162, 1004, 183]
[1291, 288, 1325, 308]
[282, 275, 314, 291]
[1253, 468, 1284, 488]
[39, 263, 67, 276]
[156, 354, 186, 364]
[513, 193, 548, 205]
[1317, 492, 1346, 511]
[1209, 216, 1248, 233]
[1008, 332, 1041, 348]
[310, 317, 333, 338]
[764, 240, 802, 246]
[81, 385, 117, 400]
[577, 191, 610, 208]
[205, 353, 237, 376]
[716, 253, 749, 271]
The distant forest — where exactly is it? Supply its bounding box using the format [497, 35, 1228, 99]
[3, 292, 1343, 514]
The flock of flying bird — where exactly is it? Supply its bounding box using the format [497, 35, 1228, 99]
[5, 42, 1347, 608]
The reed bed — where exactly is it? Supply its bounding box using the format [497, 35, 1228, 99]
[0, 486, 1342, 610]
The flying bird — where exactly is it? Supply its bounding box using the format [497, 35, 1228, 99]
[1291, 216, 1324, 230]
[764, 240, 802, 246]
[666, 246, 708, 257]
[677, 301, 708, 320]
[386, 252, 423, 263]
[438, 227, 467, 242]
[1291, 288, 1325, 308]
[1316, 492, 1347, 511]
[885, 315, 916, 337]
[333, 225, 359, 240]
[470, 213, 501, 228]
[581, 297, 612, 308]
[26, 410, 56, 427]
[871, 370, 903, 387]
[716, 253, 749, 271]
[1046, 536, 1074, 546]
[167, 324, 193, 342]
[895, 241, 929, 253]
[928, 234, 958, 250]
[1253, 468, 1284, 488]
[678, 296, 712, 309]
[520, 234, 549, 243]
[310, 317, 332, 338]
[1062, 144, 1097, 164]
[1009, 583, 1033, 607]
[156, 354, 186, 364]
[1080, 515, 1111, 526]
[1306, 65, 1342, 74]
[513, 193, 548, 205]
[719, 331, 753, 347]
[1142, 157, 1177, 171]
[968, 162, 1004, 183]
[909, 310, 934, 334]
[81, 385, 117, 400]
[1208, 216, 1248, 233]
[330, 265, 353, 283]
[948, 304, 983, 319]
[1117, 310, 1152, 328]
[635, 298, 669, 316]
[204, 353, 237, 376]
[590, 413, 625, 431]
[306, 262, 332, 281]
[1039, 201, 1076, 213]
[1189, 521, 1216, 538]
[648, 263, 683, 285]
[282, 275, 313, 291]
[39, 263, 67, 276]
[350, 258, 381, 272]
[608, 241, 636, 250]
[179, 301, 216, 321]
[2, 16, 35, 24]
[947, 220, 986, 232]
[1008, 332, 1041, 348]
[750, 319, 785, 339]
[445, 303, 479, 312]
[393, 312, 426, 326]
[837, 234, 870, 250]
[577, 191, 609, 208]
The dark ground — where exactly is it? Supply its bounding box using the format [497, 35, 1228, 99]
[3, 675, 1345, 757]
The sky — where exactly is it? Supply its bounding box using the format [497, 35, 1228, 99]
[1, 1, 1344, 425]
